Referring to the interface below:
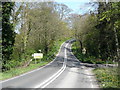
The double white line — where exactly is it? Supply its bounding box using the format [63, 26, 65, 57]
[34, 42, 69, 88]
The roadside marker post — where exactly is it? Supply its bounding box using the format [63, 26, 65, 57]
[82, 48, 86, 55]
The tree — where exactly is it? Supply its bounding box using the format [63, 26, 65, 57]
[71, 13, 97, 54]
[100, 2, 120, 86]
[71, 2, 120, 62]
[54, 3, 72, 20]
[12, 1, 72, 62]
[0, 2, 2, 70]
[2, 1, 72, 70]
[2, 2, 15, 71]
[95, 2, 120, 86]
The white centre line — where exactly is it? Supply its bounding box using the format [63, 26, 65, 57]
[34, 42, 69, 88]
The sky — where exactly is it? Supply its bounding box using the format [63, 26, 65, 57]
[54, 0, 95, 14]
[11, 0, 96, 15]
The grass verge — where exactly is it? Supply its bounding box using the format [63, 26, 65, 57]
[0, 61, 48, 80]
[0, 38, 68, 81]
[93, 67, 119, 88]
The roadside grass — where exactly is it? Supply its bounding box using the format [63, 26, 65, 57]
[0, 38, 70, 80]
[93, 67, 119, 88]
[0, 61, 48, 80]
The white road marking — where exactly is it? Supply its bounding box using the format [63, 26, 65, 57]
[56, 67, 79, 88]
[88, 76, 94, 88]
[34, 42, 69, 88]
[70, 44, 79, 61]
[34, 63, 66, 88]
[85, 69, 94, 88]
[0, 42, 65, 84]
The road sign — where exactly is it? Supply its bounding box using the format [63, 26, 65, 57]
[32, 53, 43, 59]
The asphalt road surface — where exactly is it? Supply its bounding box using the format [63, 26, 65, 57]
[1, 39, 99, 89]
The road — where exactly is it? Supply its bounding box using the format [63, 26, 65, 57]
[1, 40, 99, 89]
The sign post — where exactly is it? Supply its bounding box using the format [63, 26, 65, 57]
[32, 53, 43, 64]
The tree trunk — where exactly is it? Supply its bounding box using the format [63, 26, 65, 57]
[114, 27, 120, 59]
[78, 39, 83, 53]
[114, 27, 120, 87]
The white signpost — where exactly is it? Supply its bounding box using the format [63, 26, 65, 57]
[32, 53, 43, 64]
[82, 48, 86, 55]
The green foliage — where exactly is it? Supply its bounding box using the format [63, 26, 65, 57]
[2, 2, 15, 71]
[2, 2, 72, 71]
[71, 2, 120, 63]
[0, 38, 65, 80]
[0, 61, 49, 80]
[4, 60, 20, 70]
[72, 41, 108, 64]
[98, 2, 120, 60]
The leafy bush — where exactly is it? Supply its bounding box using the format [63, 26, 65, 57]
[26, 49, 36, 56]
[72, 42, 108, 64]
[9, 60, 21, 68]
